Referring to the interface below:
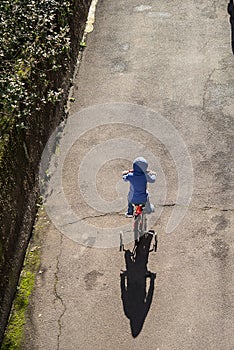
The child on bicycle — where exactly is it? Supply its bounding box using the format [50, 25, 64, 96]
[122, 157, 156, 217]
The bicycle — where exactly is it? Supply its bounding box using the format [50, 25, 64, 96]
[119, 204, 158, 253]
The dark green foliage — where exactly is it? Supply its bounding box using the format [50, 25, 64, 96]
[0, 0, 71, 150]
[0, 1, 83, 346]
[0, 0, 92, 346]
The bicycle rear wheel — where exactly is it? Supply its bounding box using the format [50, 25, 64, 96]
[134, 215, 140, 243]
[142, 212, 147, 236]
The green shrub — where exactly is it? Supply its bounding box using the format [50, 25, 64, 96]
[0, 0, 71, 154]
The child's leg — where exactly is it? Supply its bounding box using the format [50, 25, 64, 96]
[126, 192, 134, 216]
[127, 202, 134, 215]
[145, 196, 154, 214]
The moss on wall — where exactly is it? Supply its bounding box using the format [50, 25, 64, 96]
[2, 206, 49, 350]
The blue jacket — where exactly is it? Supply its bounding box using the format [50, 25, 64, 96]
[123, 157, 156, 204]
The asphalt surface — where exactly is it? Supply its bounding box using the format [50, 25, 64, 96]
[24, 1, 234, 349]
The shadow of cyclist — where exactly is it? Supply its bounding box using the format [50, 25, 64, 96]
[228, 0, 234, 54]
[120, 234, 156, 338]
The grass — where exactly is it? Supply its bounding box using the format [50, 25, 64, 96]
[1, 206, 50, 350]
[1, 271, 36, 350]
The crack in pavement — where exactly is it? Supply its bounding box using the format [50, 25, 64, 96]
[156, 203, 234, 212]
[202, 67, 216, 119]
[53, 233, 67, 350]
[81, 211, 122, 220]
[61, 205, 233, 226]
[61, 212, 122, 226]
[201, 63, 232, 120]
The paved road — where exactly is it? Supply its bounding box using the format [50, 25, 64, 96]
[24, 1, 234, 349]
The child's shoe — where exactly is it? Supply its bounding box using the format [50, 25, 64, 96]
[125, 212, 133, 218]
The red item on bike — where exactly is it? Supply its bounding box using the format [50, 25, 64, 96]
[135, 205, 143, 215]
